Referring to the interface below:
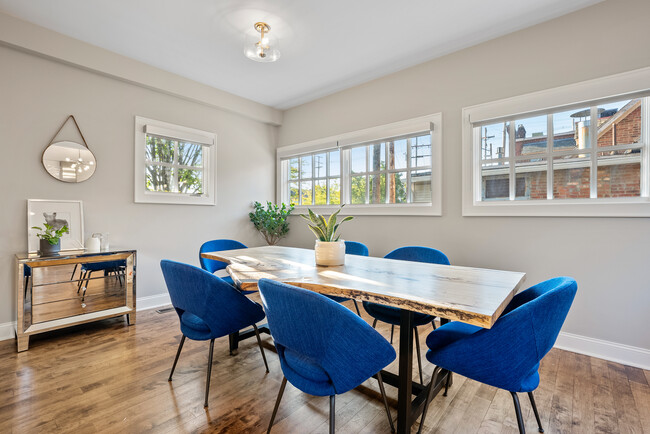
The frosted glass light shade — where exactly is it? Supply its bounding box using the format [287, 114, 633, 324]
[244, 32, 281, 62]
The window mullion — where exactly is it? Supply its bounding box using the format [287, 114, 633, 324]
[641, 97, 650, 197]
[589, 106, 598, 198]
[172, 141, 179, 193]
[406, 138, 412, 203]
[342, 148, 350, 204]
[365, 146, 369, 204]
[508, 122, 516, 200]
[547, 114, 553, 199]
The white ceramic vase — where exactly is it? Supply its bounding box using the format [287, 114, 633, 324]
[314, 240, 346, 266]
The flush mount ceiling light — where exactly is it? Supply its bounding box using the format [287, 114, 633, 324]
[244, 22, 280, 62]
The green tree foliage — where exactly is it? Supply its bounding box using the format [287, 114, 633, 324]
[249, 201, 295, 245]
[145, 136, 202, 194]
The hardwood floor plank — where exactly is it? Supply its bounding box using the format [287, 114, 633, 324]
[608, 361, 644, 434]
[629, 380, 650, 434]
[571, 352, 595, 433]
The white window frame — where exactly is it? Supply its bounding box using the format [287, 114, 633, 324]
[277, 113, 442, 216]
[134, 116, 216, 205]
[462, 67, 650, 217]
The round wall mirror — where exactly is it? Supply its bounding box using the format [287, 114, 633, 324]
[42, 140, 97, 183]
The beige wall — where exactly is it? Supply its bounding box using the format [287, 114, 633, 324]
[278, 0, 650, 351]
[0, 45, 277, 327]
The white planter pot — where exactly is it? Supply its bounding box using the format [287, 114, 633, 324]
[315, 240, 346, 266]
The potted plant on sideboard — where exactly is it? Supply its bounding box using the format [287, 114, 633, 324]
[301, 206, 353, 266]
[31, 223, 69, 256]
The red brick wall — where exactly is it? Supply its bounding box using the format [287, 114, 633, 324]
[598, 105, 641, 147]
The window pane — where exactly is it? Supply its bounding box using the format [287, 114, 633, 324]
[351, 147, 366, 174]
[329, 151, 340, 177]
[145, 165, 173, 192]
[389, 140, 408, 170]
[553, 107, 589, 151]
[370, 143, 385, 172]
[350, 176, 366, 204]
[388, 172, 407, 203]
[597, 152, 640, 198]
[597, 99, 641, 147]
[482, 162, 509, 200]
[410, 170, 432, 203]
[369, 174, 386, 204]
[314, 179, 327, 205]
[301, 181, 313, 205]
[553, 156, 590, 199]
[300, 156, 312, 179]
[515, 159, 546, 200]
[329, 178, 340, 204]
[480, 123, 509, 160]
[178, 169, 202, 194]
[515, 115, 547, 156]
[411, 135, 431, 167]
[314, 153, 327, 178]
[177, 142, 203, 167]
[146, 136, 175, 163]
[289, 182, 299, 205]
[289, 158, 299, 180]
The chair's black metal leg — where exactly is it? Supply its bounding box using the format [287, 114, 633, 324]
[204, 339, 215, 407]
[417, 366, 441, 434]
[329, 395, 335, 434]
[372, 318, 377, 328]
[353, 300, 361, 316]
[77, 270, 87, 293]
[431, 318, 437, 330]
[268, 377, 287, 433]
[528, 391, 544, 433]
[253, 324, 269, 373]
[511, 392, 526, 434]
[390, 324, 395, 344]
[414, 327, 424, 385]
[443, 368, 451, 396]
[70, 264, 78, 280]
[377, 371, 395, 433]
[397, 309, 414, 434]
[168, 335, 186, 381]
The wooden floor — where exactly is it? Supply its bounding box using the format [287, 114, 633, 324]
[1, 299, 648, 434]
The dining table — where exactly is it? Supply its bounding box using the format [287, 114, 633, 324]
[201, 245, 526, 433]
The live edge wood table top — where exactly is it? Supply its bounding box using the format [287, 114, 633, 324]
[201, 246, 526, 329]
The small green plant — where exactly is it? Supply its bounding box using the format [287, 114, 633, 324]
[32, 223, 69, 245]
[249, 201, 295, 245]
[300, 206, 353, 242]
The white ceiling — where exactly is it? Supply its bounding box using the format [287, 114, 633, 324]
[0, 0, 601, 109]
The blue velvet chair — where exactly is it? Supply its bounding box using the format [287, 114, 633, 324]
[323, 240, 369, 316]
[199, 239, 251, 292]
[418, 277, 578, 434]
[363, 246, 450, 384]
[258, 278, 396, 434]
[160, 260, 270, 407]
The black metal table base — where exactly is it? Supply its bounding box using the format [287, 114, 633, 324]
[228, 324, 270, 352]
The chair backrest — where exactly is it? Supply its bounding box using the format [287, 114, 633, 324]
[431, 277, 577, 391]
[384, 246, 450, 265]
[160, 259, 263, 337]
[258, 278, 395, 394]
[344, 240, 369, 256]
[199, 239, 247, 273]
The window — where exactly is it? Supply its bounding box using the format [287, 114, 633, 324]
[134, 117, 216, 205]
[278, 114, 442, 215]
[463, 67, 650, 217]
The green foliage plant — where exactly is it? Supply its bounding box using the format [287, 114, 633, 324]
[300, 206, 353, 242]
[31, 223, 69, 245]
[249, 201, 295, 245]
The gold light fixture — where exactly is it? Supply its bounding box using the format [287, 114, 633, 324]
[244, 22, 280, 62]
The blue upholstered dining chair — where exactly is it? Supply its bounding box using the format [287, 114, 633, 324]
[258, 278, 396, 434]
[76, 257, 127, 301]
[418, 277, 578, 434]
[160, 260, 270, 408]
[362, 246, 450, 384]
[199, 239, 254, 294]
[322, 240, 369, 316]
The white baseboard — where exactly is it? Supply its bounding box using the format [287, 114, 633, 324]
[136, 293, 171, 311]
[0, 321, 16, 341]
[555, 331, 650, 370]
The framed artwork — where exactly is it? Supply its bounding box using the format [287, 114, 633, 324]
[27, 199, 84, 252]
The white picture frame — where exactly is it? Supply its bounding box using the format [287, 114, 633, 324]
[27, 199, 84, 253]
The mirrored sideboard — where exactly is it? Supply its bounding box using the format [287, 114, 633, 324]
[15, 248, 136, 352]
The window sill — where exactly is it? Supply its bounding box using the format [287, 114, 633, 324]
[462, 197, 650, 217]
[290, 203, 441, 216]
[135, 191, 216, 206]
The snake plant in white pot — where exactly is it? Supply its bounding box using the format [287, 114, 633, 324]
[301, 206, 353, 266]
